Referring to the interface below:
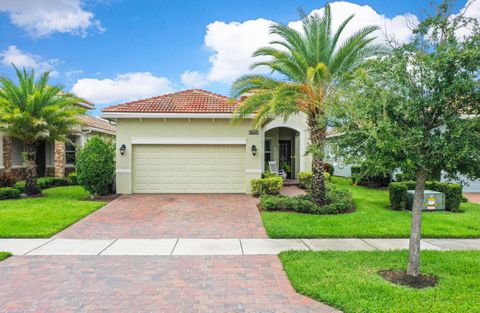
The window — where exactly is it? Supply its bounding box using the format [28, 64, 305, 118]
[45, 141, 55, 167]
[65, 137, 77, 165]
[264, 139, 272, 170]
[11, 138, 24, 166]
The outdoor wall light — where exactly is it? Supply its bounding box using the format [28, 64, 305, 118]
[251, 145, 257, 156]
[119, 144, 126, 156]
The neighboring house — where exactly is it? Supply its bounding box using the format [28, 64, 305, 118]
[0, 107, 116, 179]
[102, 89, 314, 194]
[324, 135, 480, 193]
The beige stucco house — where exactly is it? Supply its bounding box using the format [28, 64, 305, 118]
[102, 89, 312, 194]
[0, 110, 116, 180]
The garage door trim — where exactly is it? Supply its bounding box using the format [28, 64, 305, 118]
[131, 137, 247, 145]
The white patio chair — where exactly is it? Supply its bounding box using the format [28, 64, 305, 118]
[268, 161, 287, 179]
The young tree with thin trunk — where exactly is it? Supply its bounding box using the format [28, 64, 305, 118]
[0, 66, 87, 195]
[231, 4, 383, 206]
[333, 0, 480, 277]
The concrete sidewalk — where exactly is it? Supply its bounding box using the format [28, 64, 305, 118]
[1, 238, 480, 256]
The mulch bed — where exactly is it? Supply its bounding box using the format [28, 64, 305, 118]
[379, 270, 438, 289]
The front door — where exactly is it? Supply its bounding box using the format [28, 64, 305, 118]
[279, 140, 292, 179]
[36, 141, 46, 177]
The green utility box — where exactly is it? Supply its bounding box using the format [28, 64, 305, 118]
[407, 190, 445, 212]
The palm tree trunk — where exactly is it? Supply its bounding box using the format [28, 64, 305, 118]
[407, 168, 426, 277]
[24, 142, 41, 195]
[308, 117, 327, 206]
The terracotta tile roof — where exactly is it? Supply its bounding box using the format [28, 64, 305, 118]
[79, 115, 116, 133]
[102, 89, 239, 114]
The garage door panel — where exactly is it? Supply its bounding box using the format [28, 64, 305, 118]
[133, 144, 246, 193]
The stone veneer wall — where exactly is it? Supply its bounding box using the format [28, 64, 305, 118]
[0, 137, 26, 180]
[1, 137, 73, 180]
[54, 141, 65, 178]
[2, 137, 12, 171]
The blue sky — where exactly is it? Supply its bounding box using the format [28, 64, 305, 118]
[0, 0, 476, 114]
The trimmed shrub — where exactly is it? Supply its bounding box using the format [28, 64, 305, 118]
[388, 181, 463, 212]
[251, 176, 283, 196]
[0, 187, 21, 200]
[388, 182, 408, 210]
[0, 172, 17, 187]
[68, 172, 78, 185]
[260, 195, 310, 212]
[76, 137, 115, 197]
[262, 172, 278, 179]
[260, 187, 354, 215]
[297, 172, 331, 190]
[13, 181, 25, 193]
[351, 166, 391, 187]
[13, 177, 70, 193]
[351, 166, 361, 184]
[298, 172, 312, 189]
[37, 177, 69, 190]
[324, 188, 354, 213]
[323, 162, 335, 176]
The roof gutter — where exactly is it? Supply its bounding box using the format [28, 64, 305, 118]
[82, 126, 116, 136]
[100, 112, 255, 120]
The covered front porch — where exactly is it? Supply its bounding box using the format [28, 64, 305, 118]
[262, 123, 307, 179]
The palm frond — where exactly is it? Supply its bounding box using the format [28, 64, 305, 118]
[231, 4, 384, 124]
[0, 65, 89, 142]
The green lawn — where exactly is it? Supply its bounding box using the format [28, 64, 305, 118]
[280, 250, 480, 313]
[0, 186, 105, 238]
[0, 252, 11, 262]
[262, 177, 480, 238]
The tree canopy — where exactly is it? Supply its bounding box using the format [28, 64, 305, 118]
[332, 0, 480, 277]
[231, 4, 383, 205]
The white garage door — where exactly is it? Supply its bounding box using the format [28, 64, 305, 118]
[133, 144, 246, 193]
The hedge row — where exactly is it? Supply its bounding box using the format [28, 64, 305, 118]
[14, 177, 71, 193]
[260, 187, 354, 215]
[388, 181, 463, 212]
[0, 187, 21, 200]
[351, 166, 392, 187]
[0, 175, 79, 200]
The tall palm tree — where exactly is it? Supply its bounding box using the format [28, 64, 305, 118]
[0, 66, 88, 195]
[231, 4, 383, 205]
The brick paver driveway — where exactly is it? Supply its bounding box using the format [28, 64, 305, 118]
[0, 255, 338, 313]
[57, 194, 267, 238]
[1, 193, 339, 313]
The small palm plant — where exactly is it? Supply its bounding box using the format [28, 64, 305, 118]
[231, 4, 383, 205]
[0, 66, 88, 195]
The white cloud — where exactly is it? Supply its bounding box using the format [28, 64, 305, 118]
[0, 0, 104, 37]
[181, 70, 209, 88]
[455, 0, 480, 38]
[288, 2, 418, 45]
[459, 0, 480, 19]
[71, 72, 174, 104]
[0, 45, 60, 76]
[202, 1, 418, 84]
[205, 18, 274, 83]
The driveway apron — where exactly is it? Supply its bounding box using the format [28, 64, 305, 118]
[56, 194, 268, 239]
